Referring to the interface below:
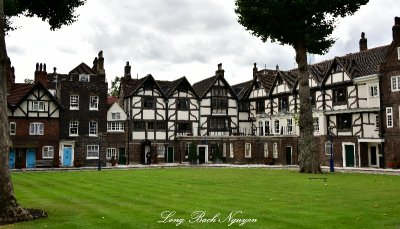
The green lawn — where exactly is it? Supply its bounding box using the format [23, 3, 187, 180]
[4, 168, 400, 229]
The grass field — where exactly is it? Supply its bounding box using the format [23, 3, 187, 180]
[4, 168, 400, 229]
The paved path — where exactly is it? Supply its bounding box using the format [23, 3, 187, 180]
[11, 163, 400, 175]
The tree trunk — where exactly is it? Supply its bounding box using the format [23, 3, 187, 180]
[294, 42, 321, 173]
[0, 0, 33, 224]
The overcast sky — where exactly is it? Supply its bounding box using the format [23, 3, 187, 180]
[5, 0, 399, 86]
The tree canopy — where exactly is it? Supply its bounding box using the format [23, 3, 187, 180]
[4, 0, 85, 31]
[235, 0, 369, 55]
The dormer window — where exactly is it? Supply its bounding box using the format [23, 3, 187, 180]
[111, 112, 121, 120]
[32, 101, 45, 111]
[79, 74, 90, 82]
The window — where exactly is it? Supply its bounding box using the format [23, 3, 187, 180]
[310, 91, 316, 109]
[157, 146, 165, 158]
[333, 87, 347, 105]
[10, 122, 16, 135]
[273, 143, 278, 158]
[369, 85, 378, 97]
[111, 112, 121, 120]
[337, 114, 352, 130]
[156, 121, 166, 130]
[211, 98, 228, 109]
[265, 121, 270, 135]
[264, 143, 268, 158]
[185, 143, 190, 158]
[147, 122, 154, 130]
[223, 143, 227, 157]
[256, 100, 265, 114]
[69, 121, 79, 136]
[386, 107, 393, 128]
[278, 97, 289, 112]
[32, 101, 45, 111]
[210, 117, 228, 131]
[238, 101, 249, 111]
[133, 121, 145, 130]
[229, 143, 234, 158]
[287, 119, 293, 134]
[177, 122, 191, 134]
[245, 143, 251, 158]
[79, 74, 90, 82]
[143, 97, 155, 109]
[375, 115, 379, 130]
[274, 120, 280, 134]
[107, 122, 124, 132]
[70, 95, 79, 110]
[89, 121, 98, 136]
[258, 121, 264, 136]
[277, 76, 283, 85]
[391, 76, 400, 92]
[212, 87, 227, 96]
[42, 146, 54, 159]
[87, 145, 99, 159]
[29, 122, 44, 135]
[313, 117, 320, 132]
[106, 148, 118, 160]
[90, 96, 99, 110]
[177, 99, 189, 110]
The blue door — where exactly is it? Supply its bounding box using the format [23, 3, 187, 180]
[9, 149, 15, 169]
[63, 147, 72, 166]
[26, 149, 36, 168]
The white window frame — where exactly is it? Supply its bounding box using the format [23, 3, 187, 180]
[229, 143, 234, 158]
[287, 119, 293, 134]
[69, 121, 79, 136]
[42, 146, 54, 159]
[391, 76, 400, 92]
[111, 112, 121, 120]
[274, 120, 280, 134]
[369, 85, 378, 97]
[313, 117, 320, 132]
[70, 95, 79, 110]
[185, 143, 190, 159]
[106, 148, 118, 160]
[273, 143, 278, 159]
[157, 145, 165, 158]
[29, 122, 44, 135]
[79, 74, 90, 82]
[245, 143, 251, 158]
[87, 145, 99, 159]
[386, 107, 393, 128]
[32, 101, 45, 111]
[10, 122, 16, 135]
[264, 143, 268, 158]
[90, 96, 99, 110]
[107, 122, 125, 132]
[89, 121, 98, 136]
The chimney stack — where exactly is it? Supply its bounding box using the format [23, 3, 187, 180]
[253, 63, 258, 79]
[34, 63, 48, 88]
[215, 63, 224, 77]
[393, 17, 400, 41]
[359, 32, 368, 51]
[124, 61, 132, 79]
[96, 50, 105, 75]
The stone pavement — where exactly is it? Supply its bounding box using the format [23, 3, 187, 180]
[10, 163, 400, 175]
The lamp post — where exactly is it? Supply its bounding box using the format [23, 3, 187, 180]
[98, 133, 102, 171]
[328, 127, 334, 173]
[127, 111, 130, 165]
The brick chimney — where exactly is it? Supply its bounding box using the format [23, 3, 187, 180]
[6, 58, 15, 92]
[393, 17, 400, 41]
[215, 63, 224, 77]
[124, 61, 132, 79]
[359, 32, 368, 51]
[34, 63, 48, 88]
[97, 50, 105, 75]
[253, 63, 258, 79]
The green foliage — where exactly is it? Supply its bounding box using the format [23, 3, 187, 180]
[188, 141, 198, 164]
[235, 0, 369, 54]
[4, 0, 86, 31]
[108, 76, 121, 96]
[8, 169, 400, 228]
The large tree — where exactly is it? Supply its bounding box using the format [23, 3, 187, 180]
[235, 0, 368, 173]
[0, 0, 85, 225]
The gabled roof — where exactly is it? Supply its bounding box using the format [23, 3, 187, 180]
[121, 74, 166, 98]
[231, 80, 252, 100]
[7, 82, 63, 110]
[69, 62, 96, 75]
[107, 96, 119, 106]
[254, 69, 277, 96]
[193, 74, 238, 100]
[277, 70, 298, 91]
[157, 76, 199, 99]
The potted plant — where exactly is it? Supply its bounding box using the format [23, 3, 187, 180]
[188, 141, 198, 165]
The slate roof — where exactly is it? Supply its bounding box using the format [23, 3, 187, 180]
[231, 80, 252, 100]
[192, 75, 218, 98]
[121, 74, 166, 98]
[255, 69, 277, 95]
[69, 62, 96, 75]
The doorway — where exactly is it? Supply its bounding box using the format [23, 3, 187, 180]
[197, 145, 208, 164]
[26, 149, 36, 168]
[285, 146, 292, 165]
[167, 146, 174, 163]
[343, 144, 355, 167]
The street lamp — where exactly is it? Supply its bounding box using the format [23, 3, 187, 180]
[328, 127, 334, 172]
[98, 133, 102, 171]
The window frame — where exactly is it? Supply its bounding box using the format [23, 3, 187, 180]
[332, 87, 347, 105]
[391, 76, 400, 92]
[256, 100, 265, 114]
[42, 146, 54, 159]
[143, 97, 155, 109]
[32, 101, 45, 111]
[245, 143, 251, 158]
[79, 74, 90, 82]
[89, 96, 99, 110]
[106, 148, 118, 160]
[89, 121, 98, 137]
[386, 107, 393, 128]
[111, 112, 121, 120]
[369, 85, 378, 97]
[209, 117, 229, 131]
[29, 122, 44, 135]
[157, 145, 165, 158]
[69, 120, 79, 136]
[313, 117, 320, 132]
[87, 145, 99, 159]
[273, 143, 278, 159]
[177, 99, 189, 110]
[274, 120, 280, 134]
[264, 143, 269, 158]
[70, 95, 79, 110]
[10, 122, 16, 135]
[107, 122, 125, 132]
[278, 97, 289, 112]
[337, 114, 352, 130]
